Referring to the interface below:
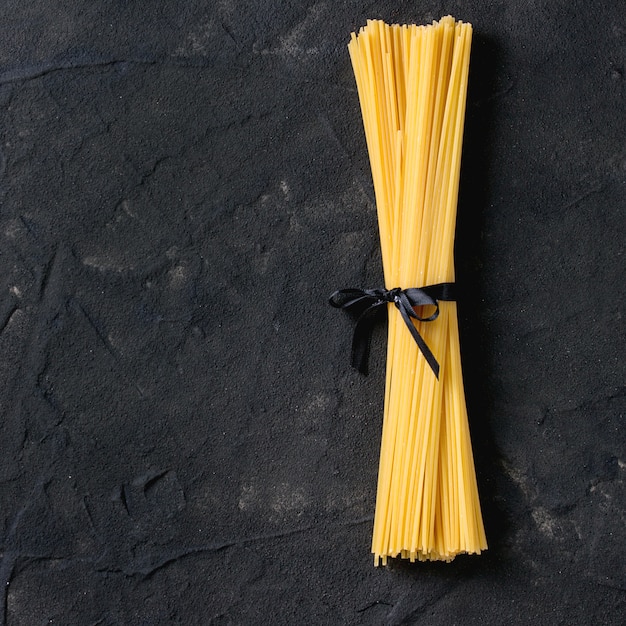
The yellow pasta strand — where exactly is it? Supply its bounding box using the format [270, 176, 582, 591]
[348, 16, 487, 564]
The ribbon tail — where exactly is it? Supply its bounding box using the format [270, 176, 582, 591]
[396, 302, 440, 379]
[351, 305, 383, 375]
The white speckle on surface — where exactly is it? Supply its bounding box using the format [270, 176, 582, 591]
[531, 507, 558, 538]
[324, 486, 370, 516]
[500, 458, 532, 498]
[270, 483, 308, 517]
[238, 480, 309, 519]
[168, 265, 186, 289]
[82, 256, 130, 273]
[3, 218, 25, 239]
[238, 483, 257, 511]
[173, 21, 218, 57]
[253, 4, 325, 58]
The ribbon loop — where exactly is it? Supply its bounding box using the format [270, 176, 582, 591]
[329, 284, 456, 378]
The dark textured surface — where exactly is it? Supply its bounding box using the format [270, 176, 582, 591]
[0, 2, 624, 624]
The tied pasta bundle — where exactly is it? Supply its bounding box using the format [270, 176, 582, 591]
[345, 16, 487, 564]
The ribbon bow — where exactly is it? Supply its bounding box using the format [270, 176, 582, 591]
[329, 284, 455, 378]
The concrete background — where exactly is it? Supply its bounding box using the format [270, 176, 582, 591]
[0, 1, 624, 624]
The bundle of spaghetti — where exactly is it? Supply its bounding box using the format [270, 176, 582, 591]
[348, 16, 487, 564]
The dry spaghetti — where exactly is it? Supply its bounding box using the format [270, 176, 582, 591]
[344, 16, 487, 564]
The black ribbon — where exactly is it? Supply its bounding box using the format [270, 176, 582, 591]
[329, 284, 455, 379]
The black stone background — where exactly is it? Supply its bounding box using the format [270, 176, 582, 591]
[0, 1, 624, 624]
